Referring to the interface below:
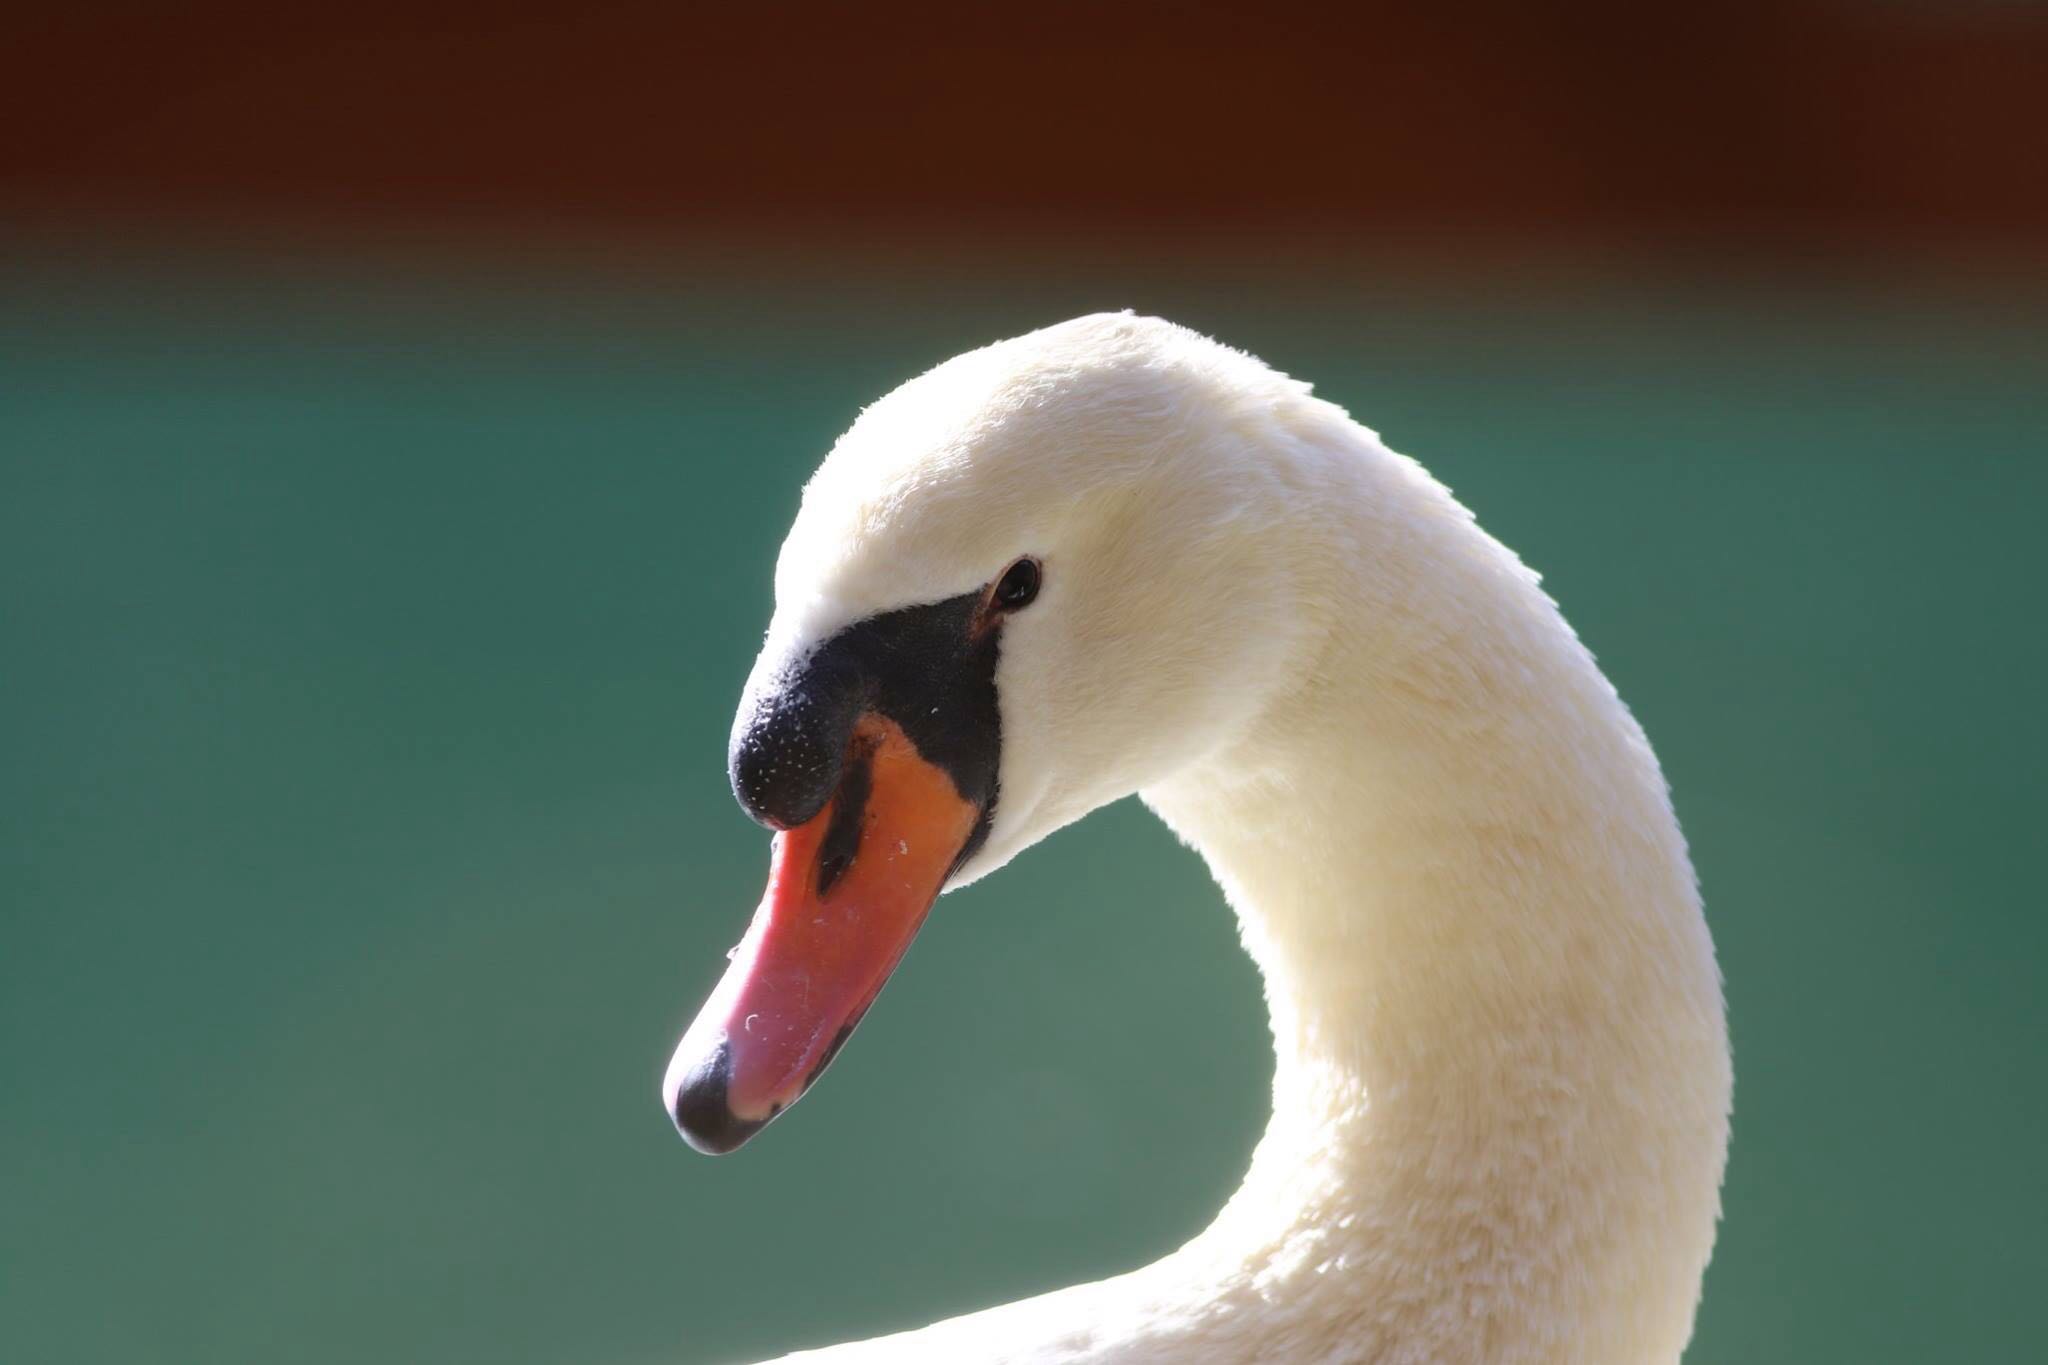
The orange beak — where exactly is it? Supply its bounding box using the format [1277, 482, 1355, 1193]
[664, 714, 982, 1152]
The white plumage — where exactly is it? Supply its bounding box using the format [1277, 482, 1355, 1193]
[743, 313, 1730, 1363]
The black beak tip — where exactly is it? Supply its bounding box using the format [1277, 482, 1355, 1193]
[666, 1039, 768, 1155]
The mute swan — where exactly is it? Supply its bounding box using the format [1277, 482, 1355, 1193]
[662, 313, 1731, 1364]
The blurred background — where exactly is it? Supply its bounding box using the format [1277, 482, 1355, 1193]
[3, 3, 2043, 1362]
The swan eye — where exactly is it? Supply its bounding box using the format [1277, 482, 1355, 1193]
[992, 558, 1042, 612]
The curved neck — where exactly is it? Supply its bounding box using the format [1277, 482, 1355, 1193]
[1135, 445, 1729, 1363]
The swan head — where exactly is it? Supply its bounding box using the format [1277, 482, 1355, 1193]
[664, 313, 1321, 1152]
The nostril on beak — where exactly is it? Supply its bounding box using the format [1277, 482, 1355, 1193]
[665, 1038, 767, 1155]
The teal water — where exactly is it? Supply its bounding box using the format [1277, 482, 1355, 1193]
[3, 257, 2043, 1362]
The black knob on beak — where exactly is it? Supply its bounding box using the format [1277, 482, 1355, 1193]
[728, 648, 865, 830]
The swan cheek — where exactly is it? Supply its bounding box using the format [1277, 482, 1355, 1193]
[663, 715, 981, 1154]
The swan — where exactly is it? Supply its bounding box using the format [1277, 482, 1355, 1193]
[661, 313, 1731, 1363]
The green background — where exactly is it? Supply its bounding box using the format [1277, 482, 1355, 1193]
[4, 254, 2043, 1363]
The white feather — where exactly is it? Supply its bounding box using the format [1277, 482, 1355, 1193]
[746, 313, 1730, 1364]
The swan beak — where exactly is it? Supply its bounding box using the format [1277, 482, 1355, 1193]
[663, 715, 981, 1153]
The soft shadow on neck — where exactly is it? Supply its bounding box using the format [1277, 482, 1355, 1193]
[1132, 473, 1729, 1359]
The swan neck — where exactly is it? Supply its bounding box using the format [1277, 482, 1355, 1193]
[1132, 475, 1730, 1361]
